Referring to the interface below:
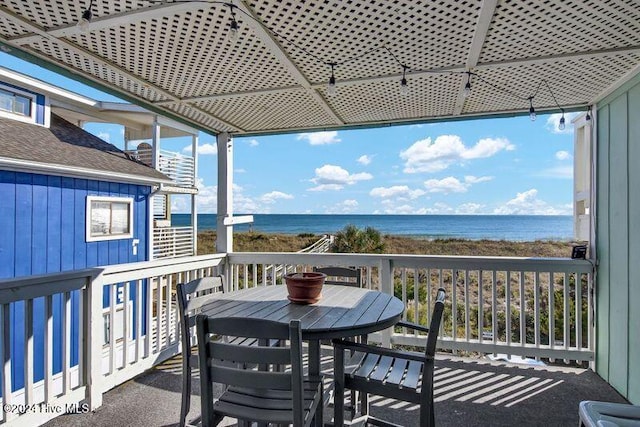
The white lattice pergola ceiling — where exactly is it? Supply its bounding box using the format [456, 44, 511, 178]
[1, 0, 639, 136]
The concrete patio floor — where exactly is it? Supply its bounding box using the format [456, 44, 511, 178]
[44, 347, 627, 427]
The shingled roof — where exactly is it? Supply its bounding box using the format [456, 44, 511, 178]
[0, 113, 171, 184]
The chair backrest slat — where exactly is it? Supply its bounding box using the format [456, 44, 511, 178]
[425, 288, 446, 359]
[208, 365, 293, 390]
[208, 341, 291, 365]
[181, 276, 224, 313]
[206, 316, 291, 340]
[313, 266, 361, 287]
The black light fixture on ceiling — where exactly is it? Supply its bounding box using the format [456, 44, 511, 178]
[327, 63, 337, 96]
[528, 97, 536, 121]
[586, 105, 592, 121]
[400, 65, 409, 96]
[558, 108, 566, 130]
[227, 3, 239, 41]
[463, 71, 472, 98]
[77, 0, 94, 32]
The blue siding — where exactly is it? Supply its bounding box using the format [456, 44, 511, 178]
[0, 171, 151, 392]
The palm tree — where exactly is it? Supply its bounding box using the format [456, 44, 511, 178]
[332, 225, 385, 254]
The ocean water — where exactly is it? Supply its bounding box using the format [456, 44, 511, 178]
[172, 214, 573, 241]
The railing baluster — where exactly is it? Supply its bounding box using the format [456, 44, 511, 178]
[165, 274, 171, 348]
[492, 270, 497, 354]
[413, 268, 419, 327]
[146, 277, 153, 358]
[24, 298, 34, 404]
[2, 303, 15, 422]
[520, 271, 525, 346]
[576, 272, 583, 351]
[155, 276, 162, 352]
[123, 280, 130, 367]
[63, 291, 72, 393]
[478, 270, 483, 342]
[549, 272, 556, 352]
[136, 279, 143, 363]
[109, 285, 117, 374]
[534, 271, 541, 357]
[401, 268, 407, 327]
[464, 269, 470, 340]
[451, 269, 457, 344]
[505, 271, 511, 351]
[44, 295, 54, 401]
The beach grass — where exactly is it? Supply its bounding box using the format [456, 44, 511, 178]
[197, 230, 575, 257]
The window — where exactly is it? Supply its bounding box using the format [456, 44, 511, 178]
[86, 196, 134, 242]
[0, 87, 32, 117]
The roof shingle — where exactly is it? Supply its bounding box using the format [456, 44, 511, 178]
[0, 114, 169, 183]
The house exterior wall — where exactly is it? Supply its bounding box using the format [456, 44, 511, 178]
[596, 71, 640, 404]
[0, 170, 150, 391]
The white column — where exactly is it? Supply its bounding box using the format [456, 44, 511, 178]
[151, 116, 160, 169]
[191, 133, 199, 255]
[216, 132, 233, 253]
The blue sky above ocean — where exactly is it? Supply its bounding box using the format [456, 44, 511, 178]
[2, 53, 576, 216]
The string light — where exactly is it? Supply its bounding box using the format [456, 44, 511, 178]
[327, 63, 337, 96]
[463, 72, 471, 98]
[400, 66, 409, 96]
[528, 97, 536, 121]
[228, 4, 239, 42]
[558, 108, 566, 130]
[77, 0, 94, 32]
[136, 1, 591, 120]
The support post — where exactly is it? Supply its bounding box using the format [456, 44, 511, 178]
[216, 132, 233, 254]
[380, 259, 393, 348]
[86, 272, 104, 409]
[192, 133, 198, 256]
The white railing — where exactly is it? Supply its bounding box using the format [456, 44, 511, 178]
[0, 254, 225, 426]
[0, 251, 595, 426]
[153, 226, 194, 259]
[227, 252, 595, 362]
[125, 149, 195, 188]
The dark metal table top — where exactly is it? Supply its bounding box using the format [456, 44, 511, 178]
[199, 284, 404, 340]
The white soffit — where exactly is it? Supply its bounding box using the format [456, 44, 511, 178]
[0, 0, 638, 136]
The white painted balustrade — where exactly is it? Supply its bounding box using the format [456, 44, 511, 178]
[0, 254, 224, 426]
[125, 148, 195, 187]
[0, 251, 594, 426]
[153, 226, 195, 259]
[227, 252, 595, 362]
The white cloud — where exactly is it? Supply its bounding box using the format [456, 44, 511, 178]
[235, 168, 247, 173]
[555, 150, 571, 160]
[423, 175, 492, 194]
[183, 142, 217, 155]
[357, 154, 372, 165]
[424, 177, 467, 193]
[537, 165, 573, 179]
[297, 131, 341, 145]
[428, 202, 454, 214]
[455, 203, 485, 214]
[97, 132, 110, 142]
[369, 185, 425, 199]
[308, 164, 372, 191]
[248, 139, 259, 147]
[493, 189, 570, 215]
[326, 199, 359, 214]
[260, 191, 294, 204]
[400, 135, 515, 173]
[546, 112, 580, 134]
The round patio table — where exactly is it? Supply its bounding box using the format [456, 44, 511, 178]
[199, 283, 404, 373]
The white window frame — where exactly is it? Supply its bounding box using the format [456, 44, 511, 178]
[86, 196, 134, 242]
[0, 83, 37, 124]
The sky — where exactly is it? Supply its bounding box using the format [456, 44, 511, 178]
[1, 52, 578, 216]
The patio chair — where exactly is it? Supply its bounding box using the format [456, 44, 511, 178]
[313, 266, 362, 287]
[579, 401, 640, 426]
[332, 287, 446, 427]
[176, 276, 280, 427]
[196, 315, 324, 427]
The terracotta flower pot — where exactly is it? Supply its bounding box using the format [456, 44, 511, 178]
[284, 272, 326, 304]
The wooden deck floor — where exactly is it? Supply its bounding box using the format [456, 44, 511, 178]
[44, 348, 627, 427]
